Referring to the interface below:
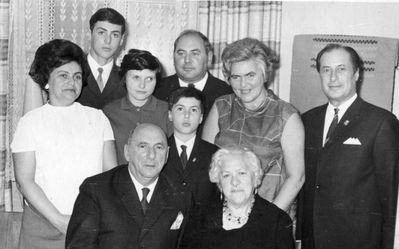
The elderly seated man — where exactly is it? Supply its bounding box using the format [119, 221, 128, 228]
[66, 123, 192, 249]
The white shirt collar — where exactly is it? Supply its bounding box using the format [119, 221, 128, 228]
[174, 135, 196, 160]
[128, 167, 158, 202]
[323, 93, 357, 145]
[178, 72, 208, 91]
[87, 53, 114, 87]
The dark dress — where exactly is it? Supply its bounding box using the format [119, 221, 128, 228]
[181, 195, 294, 249]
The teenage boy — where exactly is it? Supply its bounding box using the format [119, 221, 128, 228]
[77, 7, 127, 109]
[162, 86, 219, 207]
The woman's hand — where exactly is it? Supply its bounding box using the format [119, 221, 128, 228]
[13, 151, 70, 233]
[53, 214, 71, 234]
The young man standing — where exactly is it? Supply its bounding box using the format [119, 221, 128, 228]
[77, 8, 127, 109]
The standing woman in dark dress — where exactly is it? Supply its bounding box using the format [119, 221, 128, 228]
[181, 146, 294, 249]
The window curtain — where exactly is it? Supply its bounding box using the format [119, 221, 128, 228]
[197, 1, 282, 93]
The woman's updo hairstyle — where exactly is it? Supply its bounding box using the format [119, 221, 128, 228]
[29, 39, 86, 91]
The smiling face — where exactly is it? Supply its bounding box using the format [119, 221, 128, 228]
[90, 21, 124, 65]
[174, 34, 209, 84]
[229, 59, 267, 110]
[219, 154, 256, 209]
[319, 48, 359, 107]
[48, 61, 82, 106]
[124, 124, 169, 186]
[168, 97, 203, 141]
[125, 69, 157, 107]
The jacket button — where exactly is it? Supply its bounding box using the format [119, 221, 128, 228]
[182, 181, 187, 186]
[315, 184, 321, 189]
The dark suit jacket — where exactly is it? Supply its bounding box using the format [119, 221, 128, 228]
[76, 61, 126, 109]
[181, 195, 294, 249]
[298, 97, 399, 249]
[153, 73, 232, 120]
[162, 136, 219, 207]
[66, 165, 192, 249]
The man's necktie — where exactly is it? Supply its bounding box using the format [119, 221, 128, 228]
[180, 145, 188, 169]
[326, 107, 339, 143]
[141, 187, 150, 214]
[97, 67, 104, 92]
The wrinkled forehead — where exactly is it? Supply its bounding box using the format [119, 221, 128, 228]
[132, 125, 167, 145]
[220, 153, 249, 170]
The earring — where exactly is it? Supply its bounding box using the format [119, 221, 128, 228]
[220, 192, 223, 200]
[45, 84, 49, 90]
[254, 188, 258, 195]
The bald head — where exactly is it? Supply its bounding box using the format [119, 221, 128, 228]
[127, 123, 167, 146]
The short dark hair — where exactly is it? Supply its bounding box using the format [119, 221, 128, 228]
[316, 43, 363, 73]
[173, 29, 212, 54]
[120, 49, 163, 82]
[29, 39, 86, 91]
[89, 8, 126, 35]
[168, 86, 206, 113]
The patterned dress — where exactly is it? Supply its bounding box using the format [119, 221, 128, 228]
[214, 90, 297, 207]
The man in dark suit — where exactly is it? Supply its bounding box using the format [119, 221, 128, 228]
[76, 8, 127, 109]
[153, 30, 232, 123]
[298, 43, 399, 249]
[162, 87, 219, 207]
[66, 123, 192, 249]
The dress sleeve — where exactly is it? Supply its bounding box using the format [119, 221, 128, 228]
[11, 115, 36, 153]
[100, 110, 115, 141]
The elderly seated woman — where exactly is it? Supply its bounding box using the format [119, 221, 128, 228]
[181, 146, 294, 249]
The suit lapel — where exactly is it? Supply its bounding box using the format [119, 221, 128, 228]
[139, 176, 172, 239]
[114, 166, 144, 226]
[84, 61, 102, 95]
[308, 105, 327, 149]
[185, 137, 201, 173]
[324, 97, 363, 148]
[168, 75, 181, 92]
[101, 65, 120, 98]
[169, 137, 185, 175]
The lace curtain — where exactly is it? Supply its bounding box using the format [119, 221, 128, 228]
[3, 0, 282, 212]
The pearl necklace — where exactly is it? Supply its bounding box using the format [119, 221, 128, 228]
[223, 197, 255, 225]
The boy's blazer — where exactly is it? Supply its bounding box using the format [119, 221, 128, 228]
[162, 135, 219, 207]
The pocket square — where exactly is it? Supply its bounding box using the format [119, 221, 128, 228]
[343, 137, 361, 145]
[170, 211, 184, 230]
